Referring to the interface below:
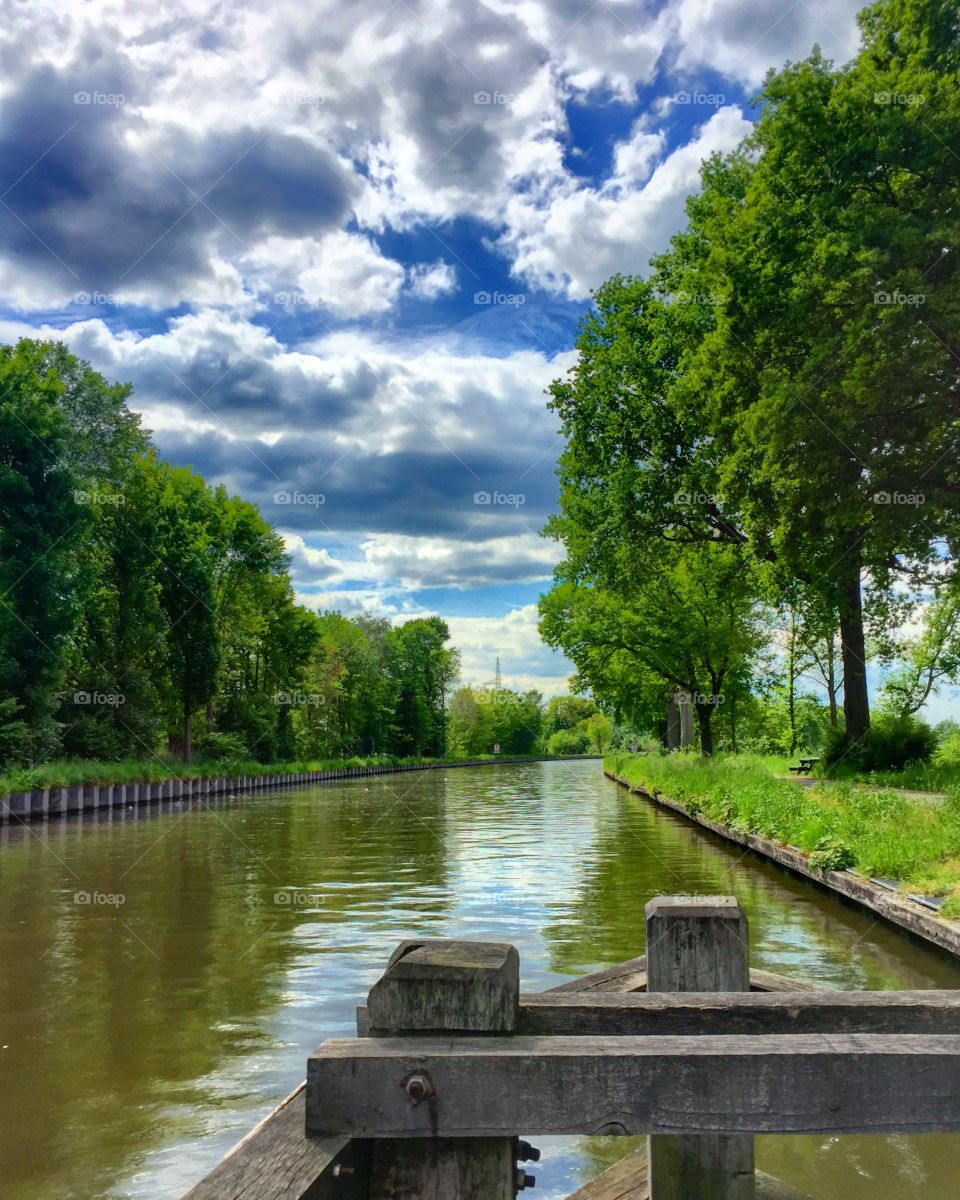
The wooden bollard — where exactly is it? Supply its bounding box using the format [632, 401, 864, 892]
[646, 896, 755, 1200]
[364, 939, 520, 1200]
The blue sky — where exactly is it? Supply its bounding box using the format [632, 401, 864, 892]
[0, 0, 871, 696]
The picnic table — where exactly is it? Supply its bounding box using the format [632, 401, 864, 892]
[789, 756, 820, 774]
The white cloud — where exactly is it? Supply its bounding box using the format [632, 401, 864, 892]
[445, 603, 572, 696]
[406, 260, 457, 300]
[499, 105, 753, 297]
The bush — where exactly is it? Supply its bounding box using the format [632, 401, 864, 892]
[823, 716, 936, 774]
[193, 731, 249, 762]
[547, 727, 590, 756]
[935, 731, 960, 767]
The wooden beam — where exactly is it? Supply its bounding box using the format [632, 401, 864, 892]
[562, 1146, 813, 1200]
[542, 956, 828, 995]
[180, 1085, 368, 1200]
[305, 1032, 960, 1137]
[645, 895, 754, 1200]
[361, 939, 520, 1199]
[517, 989, 960, 1036]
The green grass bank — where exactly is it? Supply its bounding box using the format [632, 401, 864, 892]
[605, 752, 960, 918]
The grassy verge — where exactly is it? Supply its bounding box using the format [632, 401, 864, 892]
[0, 751, 583, 797]
[824, 761, 960, 794]
[605, 752, 960, 918]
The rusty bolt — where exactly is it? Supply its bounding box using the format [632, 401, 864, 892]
[401, 1071, 435, 1105]
[332, 1164, 355, 1178]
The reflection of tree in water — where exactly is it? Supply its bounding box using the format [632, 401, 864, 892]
[543, 788, 960, 986]
[0, 775, 452, 1200]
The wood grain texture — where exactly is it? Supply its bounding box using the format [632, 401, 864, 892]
[562, 1147, 813, 1200]
[518, 989, 960, 1035]
[645, 895, 753, 1200]
[179, 1084, 366, 1200]
[363, 939, 519, 1199]
[306, 1033, 960, 1136]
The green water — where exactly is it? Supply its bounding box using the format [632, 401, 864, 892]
[0, 760, 957, 1199]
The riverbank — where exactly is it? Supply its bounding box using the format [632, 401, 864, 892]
[0, 752, 598, 824]
[604, 753, 960, 955]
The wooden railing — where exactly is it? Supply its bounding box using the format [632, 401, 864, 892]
[183, 895, 960, 1199]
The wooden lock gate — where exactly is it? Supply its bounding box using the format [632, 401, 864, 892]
[184, 895, 960, 1200]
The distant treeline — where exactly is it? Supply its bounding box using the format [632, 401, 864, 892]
[0, 339, 607, 770]
[0, 340, 456, 766]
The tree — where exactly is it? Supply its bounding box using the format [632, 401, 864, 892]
[540, 543, 770, 755]
[385, 618, 459, 758]
[881, 581, 960, 717]
[155, 467, 221, 762]
[0, 340, 144, 764]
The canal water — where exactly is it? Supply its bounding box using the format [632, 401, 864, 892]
[1, 759, 958, 1199]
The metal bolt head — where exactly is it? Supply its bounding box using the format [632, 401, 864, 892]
[515, 1168, 536, 1190]
[401, 1071, 435, 1105]
[332, 1164, 355, 1178]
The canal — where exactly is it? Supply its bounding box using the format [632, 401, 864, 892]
[1, 759, 958, 1199]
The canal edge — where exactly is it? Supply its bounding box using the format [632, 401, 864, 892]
[0, 756, 600, 826]
[604, 769, 960, 960]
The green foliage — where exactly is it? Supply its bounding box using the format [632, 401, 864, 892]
[193, 731, 249, 763]
[808, 838, 856, 873]
[547, 726, 590, 756]
[0, 339, 465, 771]
[824, 714, 937, 773]
[605, 750, 960, 906]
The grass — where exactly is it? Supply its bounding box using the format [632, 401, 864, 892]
[0, 750, 580, 797]
[605, 752, 960, 919]
[824, 761, 960, 795]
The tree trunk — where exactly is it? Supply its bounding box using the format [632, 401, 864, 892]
[826, 641, 838, 729]
[838, 558, 870, 743]
[183, 705, 192, 763]
[695, 701, 714, 756]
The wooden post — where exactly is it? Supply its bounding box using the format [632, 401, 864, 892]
[364, 940, 520, 1200]
[646, 896, 755, 1200]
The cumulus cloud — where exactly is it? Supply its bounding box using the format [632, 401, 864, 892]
[499, 105, 753, 297]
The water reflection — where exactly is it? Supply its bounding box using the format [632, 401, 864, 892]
[0, 761, 956, 1199]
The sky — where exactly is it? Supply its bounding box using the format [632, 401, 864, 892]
[0, 0, 871, 697]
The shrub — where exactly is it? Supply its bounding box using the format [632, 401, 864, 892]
[808, 838, 855, 872]
[547, 727, 590, 755]
[194, 731, 249, 762]
[824, 716, 936, 774]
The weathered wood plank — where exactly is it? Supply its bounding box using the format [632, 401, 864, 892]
[562, 1147, 813, 1200]
[363, 940, 518, 1200]
[180, 1084, 367, 1200]
[306, 1033, 960, 1136]
[645, 896, 753, 1200]
[543, 957, 827, 995]
[518, 989, 960, 1036]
